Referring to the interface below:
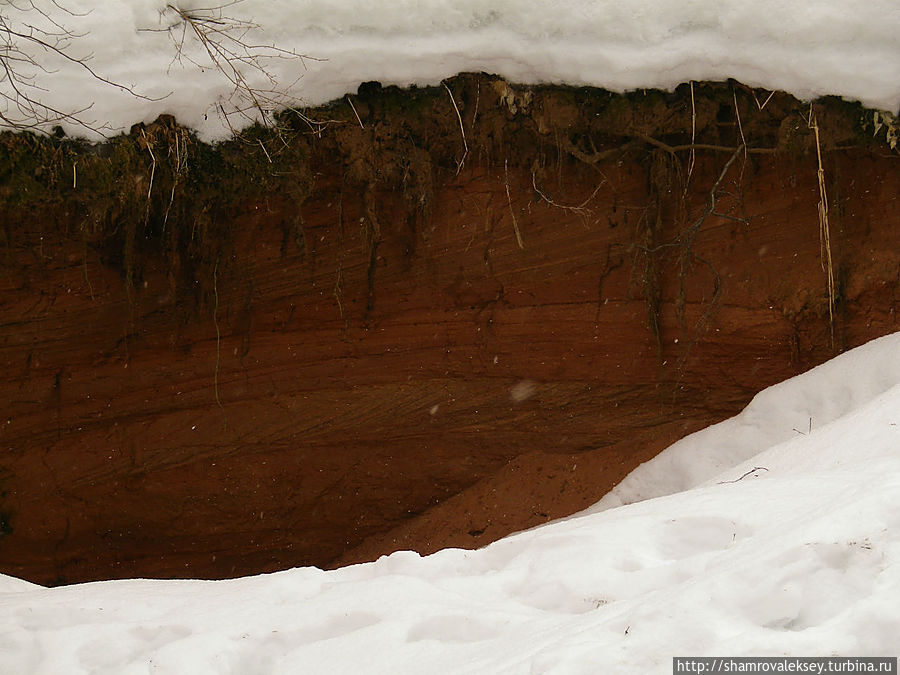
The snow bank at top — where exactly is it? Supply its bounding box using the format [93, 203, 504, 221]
[2, 0, 899, 141]
[3, 331, 900, 672]
[591, 331, 900, 511]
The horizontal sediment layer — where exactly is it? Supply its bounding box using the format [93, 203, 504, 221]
[1, 76, 898, 584]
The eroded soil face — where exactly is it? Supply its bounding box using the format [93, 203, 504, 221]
[1, 76, 898, 584]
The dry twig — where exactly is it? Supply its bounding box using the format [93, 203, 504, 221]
[1, 0, 155, 134]
[718, 467, 769, 484]
[152, 2, 319, 130]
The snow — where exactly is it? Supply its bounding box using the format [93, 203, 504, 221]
[590, 330, 900, 510]
[1, 1, 899, 141]
[3, 332, 900, 672]
[3, 1, 900, 671]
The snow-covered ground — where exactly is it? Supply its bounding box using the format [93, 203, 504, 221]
[1, 1, 898, 141]
[3, 332, 900, 672]
[3, 2, 900, 672]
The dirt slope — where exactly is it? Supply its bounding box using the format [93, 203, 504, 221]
[1, 75, 898, 584]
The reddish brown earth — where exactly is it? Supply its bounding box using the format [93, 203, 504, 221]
[1, 77, 898, 585]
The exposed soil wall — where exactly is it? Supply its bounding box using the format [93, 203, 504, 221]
[1, 75, 898, 585]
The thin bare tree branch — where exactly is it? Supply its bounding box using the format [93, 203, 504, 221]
[1, 1, 316, 137]
[0, 1, 162, 134]
[148, 2, 321, 131]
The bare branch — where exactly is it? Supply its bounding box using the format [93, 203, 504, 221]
[1, 1, 317, 137]
[152, 2, 322, 130]
[718, 467, 769, 484]
[0, 0, 157, 135]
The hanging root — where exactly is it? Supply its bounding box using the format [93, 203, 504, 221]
[213, 259, 227, 429]
[444, 82, 468, 175]
[808, 106, 836, 348]
[504, 159, 525, 249]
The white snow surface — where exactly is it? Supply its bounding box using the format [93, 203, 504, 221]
[591, 330, 900, 511]
[1, 1, 899, 140]
[3, 332, 900, 672]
